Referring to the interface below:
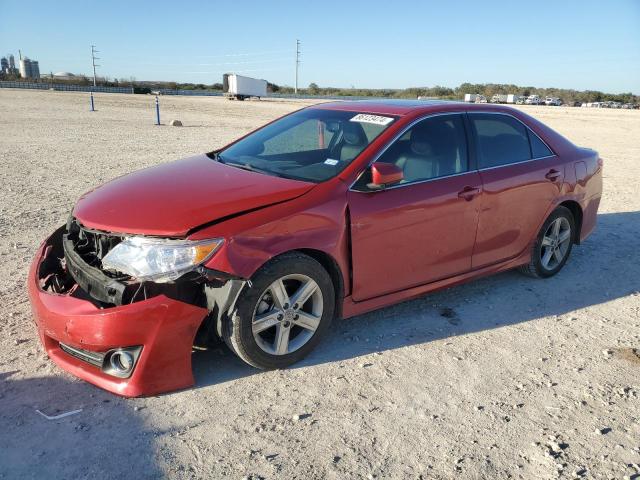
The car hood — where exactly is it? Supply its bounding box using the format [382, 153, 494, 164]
[73, 154, 315, 237]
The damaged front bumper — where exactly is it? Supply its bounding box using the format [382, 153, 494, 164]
[28, 226, 245, 397]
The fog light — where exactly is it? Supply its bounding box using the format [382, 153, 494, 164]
[102, 346, 142, 378]
[110, 351, 134, 372]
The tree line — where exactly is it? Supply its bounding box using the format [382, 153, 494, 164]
[1, 72, 636, 104]
[279, 82, 638, 104]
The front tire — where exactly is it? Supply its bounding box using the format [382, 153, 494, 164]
[519, 206, 575, 278]
[222, 252, 335, 369]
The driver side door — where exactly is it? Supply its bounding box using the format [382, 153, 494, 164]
[347, 113, 482, 301]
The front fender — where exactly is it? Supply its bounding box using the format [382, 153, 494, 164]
[190, 185, 351, 296]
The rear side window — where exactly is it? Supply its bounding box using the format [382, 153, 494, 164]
[470, 114, 531, 168]
[529, 131, 553, 158]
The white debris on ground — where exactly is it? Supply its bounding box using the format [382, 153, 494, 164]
[0, 89, 639, 479]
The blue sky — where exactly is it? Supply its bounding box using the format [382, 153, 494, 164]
[1, 0, 639, 93]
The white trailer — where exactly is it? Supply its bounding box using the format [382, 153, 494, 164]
[464, 93, 478, 103]
[223, 73, 267, 100]
[506, 94, 519, 104]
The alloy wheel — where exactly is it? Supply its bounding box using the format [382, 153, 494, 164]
[540, 217, 572, 270]
[251, 274, 323, 355]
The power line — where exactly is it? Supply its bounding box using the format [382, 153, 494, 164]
[196, 49, 292, 59]
[182, 66, 290, 75]
[91, 45, 100, 87]
[115, 58, 289, 67]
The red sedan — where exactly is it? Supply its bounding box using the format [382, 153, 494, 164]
[28, 100, 602, 396]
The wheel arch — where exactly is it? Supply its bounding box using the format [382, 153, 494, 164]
[195, 247, 345, 346]
[558, 200, 583, 244]
[294, 248, 345, 320]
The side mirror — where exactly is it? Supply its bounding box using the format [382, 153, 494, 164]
[368, 163, 403, 190]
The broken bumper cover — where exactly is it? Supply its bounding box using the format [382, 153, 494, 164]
[28, 238, 209, 397]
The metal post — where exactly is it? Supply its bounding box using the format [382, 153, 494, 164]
[91, 45, 100, 87]
[90, 91, 95, 112]
[155, 95, 160, 125]
[294, 39, 300, 94]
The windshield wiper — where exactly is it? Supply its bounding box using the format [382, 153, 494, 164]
[208, 151, 225, 163]
[222, 160, 283, 178]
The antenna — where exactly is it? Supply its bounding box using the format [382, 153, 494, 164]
[295, 39, 301, 94]
[91, 45, 100, 87]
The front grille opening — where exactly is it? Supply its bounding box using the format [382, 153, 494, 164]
[59, 342, 105, 368]
[60, 218, 208, 308]
[66, 218, 125, 278]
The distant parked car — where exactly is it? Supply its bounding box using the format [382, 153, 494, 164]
[572, 101, 582, 107]
[28, 100, 603, 397]
[525, 95, 542, 105]
[545, 97, 562, 106]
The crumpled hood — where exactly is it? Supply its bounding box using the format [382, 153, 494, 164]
[73, 154, 314, 237]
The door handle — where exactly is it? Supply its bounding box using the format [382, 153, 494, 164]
[545, 169, 561, 181]
[457, 186, 480, 201]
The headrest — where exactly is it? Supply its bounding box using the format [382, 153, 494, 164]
[343, 123, 366, 146]
[410, 136, 433, 155]
[410, 125, 433, 155]
[410, 121, 456, 156]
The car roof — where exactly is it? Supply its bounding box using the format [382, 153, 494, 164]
[309, 99, 522, 116]
[310, 99, 459, 116]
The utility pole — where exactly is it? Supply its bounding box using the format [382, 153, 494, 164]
[295, 39, 300, 94]
[91, 45, 100, 87]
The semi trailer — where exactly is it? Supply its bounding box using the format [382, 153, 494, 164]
[223, 73, 267, 100]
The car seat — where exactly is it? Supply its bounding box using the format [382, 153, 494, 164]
[399, 121, 461, 182]
[335, 122, 368, 162]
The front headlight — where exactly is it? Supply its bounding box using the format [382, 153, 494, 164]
[101, 236, 223, 283]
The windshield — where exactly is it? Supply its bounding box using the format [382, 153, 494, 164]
[218, 108, 397, 182]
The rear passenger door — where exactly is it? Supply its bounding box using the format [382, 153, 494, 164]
[469, 112, 563, 268]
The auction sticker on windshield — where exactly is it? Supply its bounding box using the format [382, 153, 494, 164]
[350, 114, 394, 126]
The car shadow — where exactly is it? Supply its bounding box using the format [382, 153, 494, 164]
[192, 210, 639, 387]
[0, 371, 162, 478]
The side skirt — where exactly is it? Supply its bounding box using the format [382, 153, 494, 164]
[341, 248, 532, 319]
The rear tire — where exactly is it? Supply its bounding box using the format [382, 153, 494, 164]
[519, 206, 575, 278]
[222, 252, 335, 369]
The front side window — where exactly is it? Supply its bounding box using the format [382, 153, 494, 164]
[218, 109, 396, 183]
[470, 113, 531, 168]
[358, 114, 469, 188]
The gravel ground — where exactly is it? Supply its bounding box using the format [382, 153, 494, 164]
[0, 89, 639, 479]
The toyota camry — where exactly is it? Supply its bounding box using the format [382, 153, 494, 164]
[28, 100, 602, 396]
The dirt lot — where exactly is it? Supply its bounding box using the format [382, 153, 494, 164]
[1, 89, 639, 479]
